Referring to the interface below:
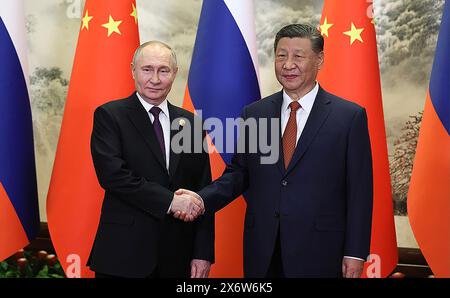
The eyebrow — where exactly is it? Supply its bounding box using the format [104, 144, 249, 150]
[276, 49, 307, 54]
[140, 65, 171, 69]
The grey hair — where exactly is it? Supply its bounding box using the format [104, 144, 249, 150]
[132, 40, 178, 68]
[274, 24, 324, 54]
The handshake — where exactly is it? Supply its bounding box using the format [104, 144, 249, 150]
[170, 189, 204, 222]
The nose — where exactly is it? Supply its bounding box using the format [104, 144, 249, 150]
[283, 59, 296, 70]
[150, 72, 160, 84]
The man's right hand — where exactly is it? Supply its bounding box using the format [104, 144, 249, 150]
[170, 189, 204, 222]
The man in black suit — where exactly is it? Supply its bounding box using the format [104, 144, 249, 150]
[177, 24, 373, 278]
[87, 41, 214, 278]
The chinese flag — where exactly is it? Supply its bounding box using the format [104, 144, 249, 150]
[46, 0, 139, 277]
[318, 0, 398, 277]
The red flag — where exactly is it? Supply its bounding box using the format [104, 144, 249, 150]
[318, 0, 397, 277]
[408, 1, 450, 278]
[46, 0, 139, 277]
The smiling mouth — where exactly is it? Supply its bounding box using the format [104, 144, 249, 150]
[146, 87, 161, 92]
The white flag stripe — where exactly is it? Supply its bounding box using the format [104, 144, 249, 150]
[0, 0, 29, 86]
[223, 0, 260, 87]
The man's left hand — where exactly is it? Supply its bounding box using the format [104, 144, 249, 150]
[342, 257, 364, 278]
[190, 259, 211, 278]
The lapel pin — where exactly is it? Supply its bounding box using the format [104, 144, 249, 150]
[179, 119, 186, 127]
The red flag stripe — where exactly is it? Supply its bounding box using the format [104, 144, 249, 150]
[0, 183, 29, 261]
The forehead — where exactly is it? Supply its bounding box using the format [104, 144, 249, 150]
[276, 37, 313, 52]
[136, 45, 173, 67]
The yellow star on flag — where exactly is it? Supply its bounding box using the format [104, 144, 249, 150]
[81, 10, 93, 31]
[130, 3, 138, 24]
[102, 15, 122, 37]
[320, 17, 333, 37]
[343, 22, 364, 44]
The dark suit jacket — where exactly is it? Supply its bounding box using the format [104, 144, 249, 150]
[199, 87, 373, 277]
[87, 93, 214, 278]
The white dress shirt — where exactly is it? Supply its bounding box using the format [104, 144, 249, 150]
[280, 82, 319, 143]
[136, 92, 170, 171]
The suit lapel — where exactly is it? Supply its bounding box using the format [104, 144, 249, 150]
[168, 102, 182, 180]
[269, 91, 286, 176]
[125, 94, 167, 171]
[285, 87, 331, 175]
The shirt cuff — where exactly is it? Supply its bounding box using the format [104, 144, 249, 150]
[167, 200, 173, 214]
[198, 194, 205, 215]
[343, 256, 365, 262]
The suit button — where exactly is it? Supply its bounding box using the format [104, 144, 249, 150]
[281, 180, 288, 187]
[275, 212, 280, 218]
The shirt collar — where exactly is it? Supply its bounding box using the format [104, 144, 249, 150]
[136, 92, 170, 118]
[282, 82, 319, 114]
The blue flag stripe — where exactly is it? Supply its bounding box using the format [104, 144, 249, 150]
[429, 0, 450, 135]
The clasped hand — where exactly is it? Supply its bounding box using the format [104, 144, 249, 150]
[170, 189, 204, 222]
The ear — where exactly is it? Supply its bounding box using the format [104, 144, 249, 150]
[131, 63, 136, 79]
[173, 66, 179, 78]
[317, 51, 324, 70]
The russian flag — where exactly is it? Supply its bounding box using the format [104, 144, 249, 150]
[408, 0, 449, 278]
[183, 0, 261, 277]
[0, 0, 40, 261]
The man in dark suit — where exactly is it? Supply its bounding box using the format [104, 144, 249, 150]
[177, 24, 373, 278]
[87, 41, 214, 278]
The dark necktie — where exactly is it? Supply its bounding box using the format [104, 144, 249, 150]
[282, 101, 301, 169]
[149, 106, 166, 164]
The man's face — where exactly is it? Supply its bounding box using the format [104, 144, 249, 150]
[132, 45, 178, 105]
[274, 37, 323, 98]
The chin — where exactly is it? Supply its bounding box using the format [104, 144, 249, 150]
[283, 83, 301, 90]
[141, 95, 161, 104]
[144, 93, 161, 100]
